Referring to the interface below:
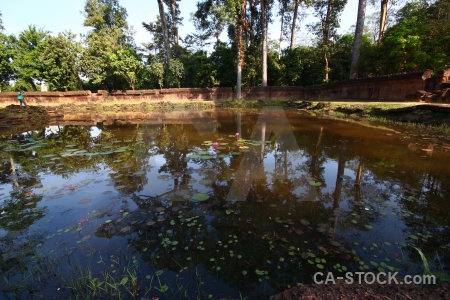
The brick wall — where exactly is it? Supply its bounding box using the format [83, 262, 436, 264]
[0, 72, 426, 105]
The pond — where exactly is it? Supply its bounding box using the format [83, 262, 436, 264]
[0, 108, 449, 299]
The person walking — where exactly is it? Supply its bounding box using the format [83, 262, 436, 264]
[17, 90, 29, 108]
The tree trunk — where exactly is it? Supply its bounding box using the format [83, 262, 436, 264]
[331, 141, 346, 239]
[278, 1, 286, 59]
[169, 0, 179, 47]
[157, 0, 171, 67]
[236, 53, 243, 99]
[290, 0, 300, 49]
[235, 0, 246, 99]
[379, 0, 388, 41]
[28, 78, 38, 91]
[333, 144, 346, 203]
[349, 0, 366, 79]
[260, 122, 266, 162]
[323, 0, 331, 82]
[355, 156, 364, 185]
[261, 0, 268, 87]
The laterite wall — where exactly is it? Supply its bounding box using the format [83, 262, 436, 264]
[0, 72, 426, 106]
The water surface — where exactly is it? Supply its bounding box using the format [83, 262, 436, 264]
[1, 108, 449, 299]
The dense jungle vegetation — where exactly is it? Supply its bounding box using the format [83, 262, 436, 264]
[0, 0, 448, 99]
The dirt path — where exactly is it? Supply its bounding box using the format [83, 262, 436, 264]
[272, 280, 450, 300]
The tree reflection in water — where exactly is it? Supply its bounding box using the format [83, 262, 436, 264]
[0, 109, 449, 299]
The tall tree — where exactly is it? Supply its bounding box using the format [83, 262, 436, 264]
[110, 48, 143, 90]
[277, 0, 289, 58]
[277, 0, 310, 54]
[0, 12, 14, 90]
[165, 0, 181, 47]
[379, 0, 388, 41]
[290, 0, 301, 48]
[235, 0, 248, 99]
[192, 0, 230, 43]
[158, 0, 171, 66]
[0, 11, 3, 31]
[261, 0, 269, 86]
[83, 0, 129, 33]
[310, 0, 347, 82]
[210, 41, 236, 87]
[81, 0, 135, 90]
[378, 0, 404, 42]
[349, 0, 366, 79]
[11, 25, 48, 90]
[40, 32, 82, 91]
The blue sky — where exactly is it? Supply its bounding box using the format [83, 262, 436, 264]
[2, 0, 367, 47]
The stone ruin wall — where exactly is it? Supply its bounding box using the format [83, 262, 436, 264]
[1, 70, 447, 105]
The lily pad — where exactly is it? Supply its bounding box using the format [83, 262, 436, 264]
[201, 155, 214, 159]
[309, 180, 322, 187]
[114, 147, 128, 153]
[192, 193, 210, 201]
[330, 240, 341, 247]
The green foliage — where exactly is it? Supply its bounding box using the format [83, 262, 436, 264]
[83, 0, 129, 33]
[147, 61, 164, 89]
[309, 0, 347, 47]
[329, 34, 354, 81]
[110, 48, 143, 90]
[168, 58, 184, 88]
[359, 0, 450, 75]
[193, 0, 231, 42]
[1, 0, 449, 91]
[81, 0, 135, 91]
[280, 46, 323, 86]
[0, 32, 14, 89]
[81, 27, 127, 90]
[181, 50, 219, 87]
[0, 11, 4, 31]
[383, 16, 426, 72]
[40, 32, 82, 91]
[11, 25, 49, 90]
[209, 41, 236, 87]
[267, 49, 283, 86]
[0, 12, 13, 89]
[142, 18, 166, 64]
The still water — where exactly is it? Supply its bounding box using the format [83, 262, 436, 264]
[1, 108, 449, 299]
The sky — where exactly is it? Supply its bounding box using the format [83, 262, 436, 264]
[1, 0, 371, 48]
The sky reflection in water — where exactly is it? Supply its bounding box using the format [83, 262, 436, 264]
[0, 108, 449, 299]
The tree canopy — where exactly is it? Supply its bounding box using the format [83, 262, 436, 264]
[1, 0, 448, 93]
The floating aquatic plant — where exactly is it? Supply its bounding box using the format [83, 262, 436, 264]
[192, 193, 210, 201]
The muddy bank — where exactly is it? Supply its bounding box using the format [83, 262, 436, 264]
[286, 100, 450, 126]
[0, 102, 219, 134]
[1, 101, 450, 136]
[0, 105, 64, 135]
